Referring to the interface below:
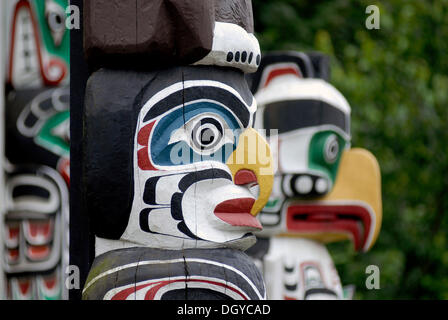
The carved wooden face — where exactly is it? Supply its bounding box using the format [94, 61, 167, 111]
[7, 0, 69, 88]
[258, 81, 351, 199]
[253, 65, 382, 252]
[121, 70, 273, 250]
[84, 66, 273, 251]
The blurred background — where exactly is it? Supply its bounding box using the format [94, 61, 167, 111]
[252, 0, 448, 299]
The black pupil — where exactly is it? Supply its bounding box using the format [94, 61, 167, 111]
[330, 144, 336, 153]
[192, 118, 223, 151]
[50, 13, 63, 25]
[200, 128, 215, 145]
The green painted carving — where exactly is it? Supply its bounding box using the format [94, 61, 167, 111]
[33, 0, 69, 66]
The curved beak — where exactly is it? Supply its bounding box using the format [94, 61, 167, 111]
[325, 148, 382, 251]
[284, 148, 382, 252]
[226, 128, 274, 216]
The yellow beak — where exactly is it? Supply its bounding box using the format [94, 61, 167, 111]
[324, 148, 382, 251]
[226, 128, 274, 216]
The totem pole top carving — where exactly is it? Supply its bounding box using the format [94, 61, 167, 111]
[81, 0, 273, 254]
[84, 0, 260, 73]
[249, 52, 382, 252]
[81, 0, 271, 300]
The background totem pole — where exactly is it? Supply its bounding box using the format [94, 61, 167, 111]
[79, 0, 274, 300]
[246, 52, 382, 300]
[1, 0, 70, 300]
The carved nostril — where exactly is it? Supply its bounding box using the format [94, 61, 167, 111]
[234, 169, 258, 186]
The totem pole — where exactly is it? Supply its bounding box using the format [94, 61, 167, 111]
[1, 0, 70, 300]
[0, 0, 6, 300]
[80, 0, 273, 300]
[246, 52, 382, 300]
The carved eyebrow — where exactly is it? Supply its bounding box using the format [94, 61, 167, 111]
[263, 99, 350, 136]
[143, 86, 251, 127]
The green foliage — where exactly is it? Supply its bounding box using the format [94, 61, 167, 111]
[252, 0, 448, 299]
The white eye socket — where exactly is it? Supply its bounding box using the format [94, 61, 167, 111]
[169, 113, 235, 155]
[324, 134, 339, 164]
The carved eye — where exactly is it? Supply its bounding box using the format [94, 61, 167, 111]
[45, 1, 66, 46]
[323, 134, 339, 164]
[169, 113, 235, 156]
[191, 117, 223, 151]
[47, 8, 65, 32]
[48, 12, 63, 31]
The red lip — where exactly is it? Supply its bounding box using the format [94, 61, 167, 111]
[286, 204, 372, 252]
[214, 198, 262, 230]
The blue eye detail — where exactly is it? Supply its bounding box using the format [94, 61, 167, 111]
[149, 101, 243, 167]
[170, 113, 235, 156]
